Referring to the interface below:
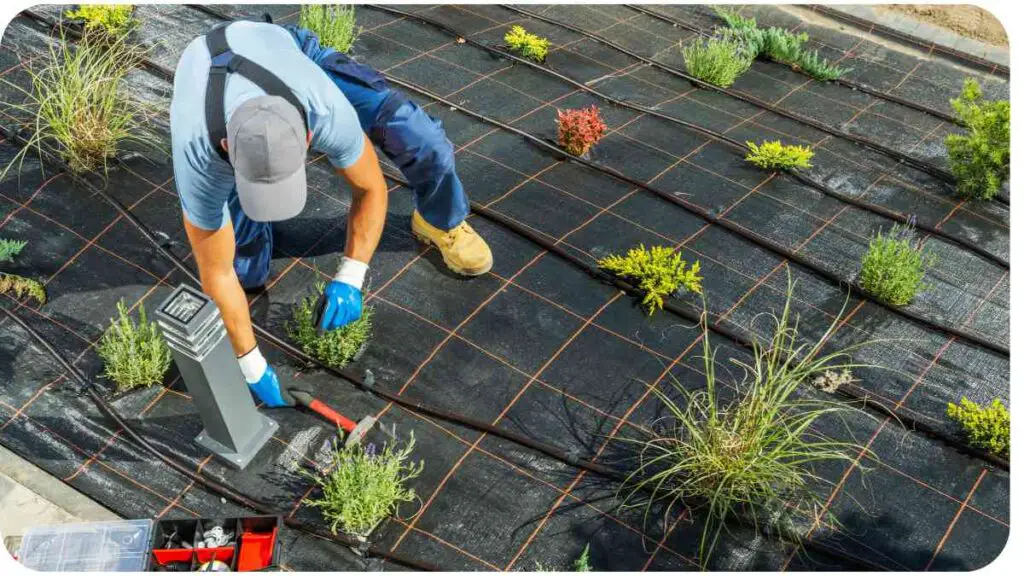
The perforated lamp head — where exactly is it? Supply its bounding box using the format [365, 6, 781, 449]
[227, 95, 308, 222]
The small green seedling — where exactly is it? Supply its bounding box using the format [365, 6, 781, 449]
[947, 397, 1009, 458]
[573, 544, 592, 572]
[97, 300, 172, 392]
[1, 31, 160, 176]
[616, 272, 876, 568]
[681, 35, 753, 88]
[0, 239, 27, 263]
[859, 223, 933, 306]
[65, 4, 138, 40]
[299, 4, 362, 54]
[504, 25, 550, 62]
[301, 432, 423, 537]
[745, 140, 814, 170]
[286, 281, 372, 369]
[0, 238, 46, 304]
[945, 78, 1010, 200]
[598, 245, 702, 315]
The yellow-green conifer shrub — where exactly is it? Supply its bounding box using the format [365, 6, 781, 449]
[947, 397, 1009, 458]
[745, 140, 814, 170]
[598, 245, 702, 315]
[504, 25, 550, 62]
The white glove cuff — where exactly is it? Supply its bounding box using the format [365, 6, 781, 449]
[238, 346, 268, 384]
[335, 257, 368, 290]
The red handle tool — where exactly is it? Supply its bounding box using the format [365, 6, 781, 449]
[289, 390, 356, 433]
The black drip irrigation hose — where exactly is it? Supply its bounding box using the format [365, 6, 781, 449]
[489, 4, 959, 187]
[14, 7, 1008, 467]
[359, 4, 1009, 357]
[0, 306, 439, 572]
[0, 11, 993, 568]
[623, 4, 966, 127]
[496, 5, 1006, 270]
[808, 4, 1010, 77]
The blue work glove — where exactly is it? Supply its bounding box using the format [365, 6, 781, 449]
[314, 257, 368, 333]
[315, 281, 363, 332]
[239, 347, 294, 408]
[247, 364, 294, 408]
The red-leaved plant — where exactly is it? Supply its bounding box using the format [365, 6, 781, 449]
[556, 106, 607, 157]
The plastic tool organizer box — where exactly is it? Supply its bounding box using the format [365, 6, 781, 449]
[150, 516, 281, 572]
[17, 519, 154, 571]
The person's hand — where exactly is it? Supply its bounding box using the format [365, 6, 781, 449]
[246, 364, 296, 408]
[315, 257, 367, 332]
[315, 280, 363, 332]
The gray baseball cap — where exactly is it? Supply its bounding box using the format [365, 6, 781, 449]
[227, 95, 308, 222]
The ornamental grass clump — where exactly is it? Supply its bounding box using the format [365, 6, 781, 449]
[682, 36, 753, 88]
[97, 300, 172, 392]
[556, 105, 607, 157]
[504, 25, 550, 62]
[947, 397, 1009, 458]
[745, 140, 814, 170]
[1, 30, 160, 176]
[286, 281, 372, 369]
[598, 245, 702, 315]
[617, 273, 876, 568]
[299, 4, 361, 54]
[859, 223, 933, 306]
[945, 78, 1010, 200]
[301, 433, 423, 537]
[0, 239, 46, 304]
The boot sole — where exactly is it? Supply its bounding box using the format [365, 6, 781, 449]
[413, 231, 493, 277]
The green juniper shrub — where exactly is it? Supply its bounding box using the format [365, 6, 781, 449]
[616, 272, 877, 568]
[598, 245, 702, 315]
[97, 300, 172, 392]
[681, 35, 754, 88]
[858, 223, 934, 306]
[0, 238, 46, 304]
[759, 27, 808, 65]
[745, 140, 814, 170]
[947, 397, 1009, 458]
[287, 281, 373, 369]
[1, 30, 161, 177]
[504, 25, 550, 62]
[301, 432, 423, 537]
[945, 78, 1010, 200]
[299, 4, 361, 54]
[65, 4, 138, 40]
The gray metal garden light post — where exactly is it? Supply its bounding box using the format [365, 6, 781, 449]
[154, 284, 277, 470]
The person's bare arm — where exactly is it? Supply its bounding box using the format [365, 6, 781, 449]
[336, 134, 388, 265]
[183, 214, 256, 356]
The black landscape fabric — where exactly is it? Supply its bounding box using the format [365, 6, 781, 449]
[0, 4, 1009, 572]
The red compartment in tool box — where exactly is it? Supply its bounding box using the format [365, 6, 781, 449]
[150, 516, 281, 572]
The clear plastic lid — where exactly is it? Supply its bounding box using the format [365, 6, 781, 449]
[17, 519, 153, 572]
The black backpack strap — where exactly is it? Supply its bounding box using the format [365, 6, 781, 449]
[204, 23, 310, 165]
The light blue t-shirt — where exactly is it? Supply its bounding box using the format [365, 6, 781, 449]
[170, 22, 365, 231]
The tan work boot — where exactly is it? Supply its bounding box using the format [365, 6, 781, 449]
[411, 210, 493, 276]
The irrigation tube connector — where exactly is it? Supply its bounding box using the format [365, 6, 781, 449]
[356, 4, 1009, 357]
[496, 5, 1007, 270]
[623, 3, 966, 127]
[14, 5, 1006, 465]
[0, 306, 438, 572]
